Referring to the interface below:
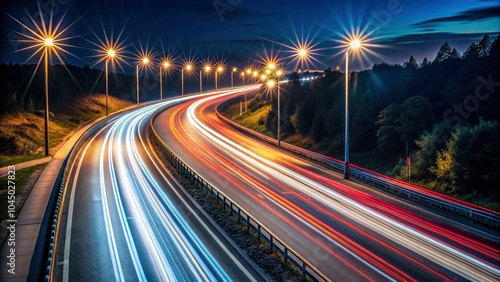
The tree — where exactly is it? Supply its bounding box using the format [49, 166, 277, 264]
[434, 120, 500, 197]
[450, 47, 461, 59]
[376, 103, 400, 155]
[420, 57, 430, 68]
[403, 55, 418, 69]
[463, 42, 480, 60]
[477, 34, 491, 57]
[396, 96, 434, 143]
[412, 123, 452, 179]
[433, 42, 453, 63]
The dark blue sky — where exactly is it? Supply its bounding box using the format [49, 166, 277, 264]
[1, 0, 499, 71]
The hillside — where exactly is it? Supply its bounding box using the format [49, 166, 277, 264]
[0, 93, 133, 166]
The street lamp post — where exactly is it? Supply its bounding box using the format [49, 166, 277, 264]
[160, 61, 170, 100]
[276, 69, 283, 149]
[137, 56, 150, 104]
[266, 63, 284, 149]
[215, 66, 223, 89]
[241, 72, 247, 111]
[200, 65, 210, 92]
[105, 49, 116, 116]
[182, 64, 192, 96]
[231, 67, 237, 87]
[44, 38, 52, 156]
[344, 38, 361, 179]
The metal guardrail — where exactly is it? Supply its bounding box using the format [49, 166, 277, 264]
[150, 105, 330, 282]
[215, 101, 500, 229]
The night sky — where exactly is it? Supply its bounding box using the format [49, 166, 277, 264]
[1, 0, 499, 72]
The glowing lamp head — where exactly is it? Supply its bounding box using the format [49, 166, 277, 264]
[260, 74, 267, 80]
[350, 39, 361, 49]
[298, 49, 307, 58]
[163, 61, 170, 68]
[246, 69, 251, 74]
[268, 63, 276, 70]
[44, 38, 54, 47]
[142, 57, 149, 64]
[217, 66, 223, 72]
[241, 72, 245, 76]
[107, 49, 116, 58]
[253, 71, 258, 77]
[267, 80, 276, 88]
[265, 69, 271, 74]
[276, 70, 283, 76]
[186, 64, 192, 71]
[205, 65, 211, 72]
[232, 67, 237, 72]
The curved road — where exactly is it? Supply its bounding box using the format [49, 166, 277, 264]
[52, 92, 268, 281]
[153, 86, 500, 281]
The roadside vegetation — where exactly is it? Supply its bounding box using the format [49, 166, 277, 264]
[0, 164, 46, 245]
[224, 35, 500, 211]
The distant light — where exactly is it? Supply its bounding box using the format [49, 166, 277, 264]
[232, 67, 237, 72]
[44, 38, 54, 46]
[205, 65, 211, 72]
[268, 63, 276, 70]
[253, 71, 258, 77]
[142, 57, 149, 64]
[276, 70, 283, 76]
[266, 80, 276, 88]
[217, 66, 223, 72]
[107, 49, 116, 58]
[298, 48, 307, 58]
[265, 69, 271, 74]
[246, 69, 251, 74]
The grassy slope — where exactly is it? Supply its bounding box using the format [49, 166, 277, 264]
[0, 93, 133, 167]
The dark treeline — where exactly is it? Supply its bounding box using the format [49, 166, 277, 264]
[262, 34, 499, 204]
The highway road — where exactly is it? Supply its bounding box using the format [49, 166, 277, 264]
[52, 92, 268, 281]
[153, 86, 500, 281]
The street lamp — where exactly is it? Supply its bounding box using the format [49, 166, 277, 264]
[200, 65, 211, 92]
[43, 37, 53, 156]
[265, 62, 285, 149]
[344, 38, 362, 179]
[160, 60, 170, 100]
[105, 49, 116, 116]
[241, 72, 245, 85]
[182, 63, 193, 96]
[231, 67, 237, 87]
[136, 56, 150, 104]
[252, 70, 258, 81]
[298, 48, 307, 58]
[215, 66, 223, 89]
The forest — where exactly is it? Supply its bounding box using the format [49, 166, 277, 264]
[259, 34, 499, 208]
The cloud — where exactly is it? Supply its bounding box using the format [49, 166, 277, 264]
[412, 6, 500, 27]
[380, 32, 499, 45]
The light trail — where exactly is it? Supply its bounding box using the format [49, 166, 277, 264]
[57, 89, 259, 281]
[155, 88, 500, 281]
